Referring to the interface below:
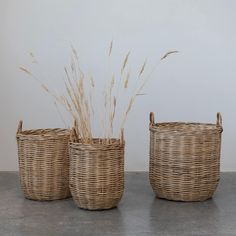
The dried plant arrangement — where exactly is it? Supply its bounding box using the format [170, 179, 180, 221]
[20, 43, 178, 144]
[20, 43, 178, 210]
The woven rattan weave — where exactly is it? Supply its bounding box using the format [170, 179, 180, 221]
[69, 135, 125, 210]
[16, 121, 71, 201]
[149, 112, 223, 201]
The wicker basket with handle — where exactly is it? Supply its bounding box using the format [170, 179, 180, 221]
[69, 128, 125, 210]
[16, 120, 71, 200]
[149, 112, 223, 201]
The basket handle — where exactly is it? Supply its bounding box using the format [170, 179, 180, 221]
[70, 119, 80, 142]
[70, 127, 78, 143]
[120, 128, 124, 145]
[150, 112, 155, 126]
[216, 112, 222, 127]
[74, 119, 77, 130]
[16, 120, 23, 134]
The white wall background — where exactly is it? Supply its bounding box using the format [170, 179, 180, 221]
[1, 0, 236, 171]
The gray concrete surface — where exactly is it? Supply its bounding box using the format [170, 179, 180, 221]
[0, 172, 236, 236]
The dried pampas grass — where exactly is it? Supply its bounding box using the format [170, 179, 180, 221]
[20, 43, 178, 144]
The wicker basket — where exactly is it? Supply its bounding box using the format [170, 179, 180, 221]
[149, 112, 223, 202]
[69, 131, 125, 210]
[16, 121, 71, 201]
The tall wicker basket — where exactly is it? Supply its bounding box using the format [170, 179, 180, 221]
[16, 121, 71, 201]
[149, 112, 223, 202]
[69, 130, 125, 210]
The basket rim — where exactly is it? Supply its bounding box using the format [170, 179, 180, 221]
[151, 121, 219, 126]
[16, 128, 70, 139]
[70, 138, 125, 150]
[150, 122, 223, 133]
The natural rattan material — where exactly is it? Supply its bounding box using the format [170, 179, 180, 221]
[149, 112, 223, 202]
[69, 138, 125, 210]
[16, 121, 71, 201]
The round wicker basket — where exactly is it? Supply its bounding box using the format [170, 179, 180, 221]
[16, 121, 71, 201]
[149, 112, 223, 202]
[69, 134, 125, 210]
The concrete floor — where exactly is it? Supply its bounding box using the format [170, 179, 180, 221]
[0, 172, 236, 236]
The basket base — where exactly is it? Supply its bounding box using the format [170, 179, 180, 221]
[76, 204, 118, 211]
[23, 193, 71, 201]
[72, 197, 122, 210]
[154, 193, 214, 202]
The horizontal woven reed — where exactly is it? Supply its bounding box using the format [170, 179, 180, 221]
[16, 121, 71, 201]
[149, 112, 223, 202]
[69, 137, 125, 210]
